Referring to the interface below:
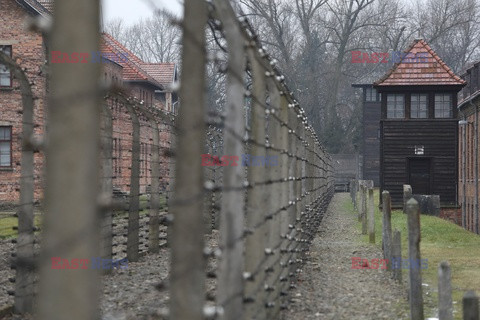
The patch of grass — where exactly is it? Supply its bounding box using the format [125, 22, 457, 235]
[349, 189, 480, 320]
[0, 214, 42, 239]
[0, 194, 168, 239]
[139, 194, 168, 212]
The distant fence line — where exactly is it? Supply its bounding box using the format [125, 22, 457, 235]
[0, 0, 335, 319]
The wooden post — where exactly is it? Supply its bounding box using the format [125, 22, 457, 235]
[215, 0, 247, 318]
[244, 46, 267, 320]
[382, 191, 392, 269]
[169, 0, 207, 318]
[392, 229, 402, 282]
[368, 188, 375, 243]
[406, 198, 424, 320]
[463, 291, 479, 320]
[149, 120, 160, 253]
[38, 0, 101, 318]
[438, 261, 453, 320]
[127, 105, 140, 262]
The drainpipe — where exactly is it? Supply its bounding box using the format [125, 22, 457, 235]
[472, 99, 479, 234]
[460, 112, 467, 229]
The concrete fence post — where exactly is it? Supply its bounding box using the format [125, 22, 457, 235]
[244, 46, 268, 320]
[100, 102, 113, 272]
[403, 184, 412, 213]
[38, 0, 101, 318]
[358, 182, 363, 221]
[169, 0, 207, 318]
[463, 291, 479, 320]
[288, 103, 300, 281]
[368, 188, 375, 243]
[406, 198, 424, 320]
[278, 94, 291, 310]
[438, 261, 453, 320]
[382, 191, 392, 269]
[392, 229, 402, 282]
[265, 78, 282, 319]
[215, 0, 247, 318]
[351, 179, 357, 210]
[149, 120, 160, 253]
[127, 105, 140, 262]
[362, 185, 367, 235]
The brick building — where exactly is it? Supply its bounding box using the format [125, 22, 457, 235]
[0, 0, 49, 204]
[458, 61, 480, 234]
[0, 0, 176, 204]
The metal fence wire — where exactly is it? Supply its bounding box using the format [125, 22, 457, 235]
[0, 0, 334, 319]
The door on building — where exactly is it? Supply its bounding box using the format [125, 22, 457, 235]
[408, 158, 431, 195]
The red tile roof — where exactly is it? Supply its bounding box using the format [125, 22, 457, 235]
[141, 63, 176, 87]
[374, 39, 466, 87]
[16, 2, 174, 91]
[101, 33, 163, 89]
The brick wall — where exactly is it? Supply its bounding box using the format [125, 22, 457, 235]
[458, 94, 480, 234]
[0, 3, 173, 205]
[0, 0, 46, 204]
[439, 207, 462, 227]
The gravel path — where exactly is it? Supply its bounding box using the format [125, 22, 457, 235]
[283, 193, 410, 320]
[1, 194, 411, 319]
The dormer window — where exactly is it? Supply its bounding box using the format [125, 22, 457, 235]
[387, 94, 404, 118]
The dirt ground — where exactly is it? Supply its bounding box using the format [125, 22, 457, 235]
[282, 193, 410, 319]
[0, 193, 411, 319]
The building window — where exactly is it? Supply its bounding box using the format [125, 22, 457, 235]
[113, 137, 122, 176]
[387, 94, 404, 118]
[0, 45, 12, 87]
[435, 94, 452, 118]
[365, 87, 378, 102]
[0, 126, 12, 167]
[411, 94, 428, 118]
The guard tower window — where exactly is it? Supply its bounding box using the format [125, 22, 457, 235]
[387, 94, 404, 119]
[411, 94, 428, 118]
[434, 94, 452, 118]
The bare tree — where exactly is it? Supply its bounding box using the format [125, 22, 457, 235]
[239, 0, 299, 73]
[104, 17, 125, 40]
[104, 11, 181, 63]
[411, 0, 480, 72]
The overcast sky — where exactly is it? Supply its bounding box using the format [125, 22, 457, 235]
[102, 0, 183, 26]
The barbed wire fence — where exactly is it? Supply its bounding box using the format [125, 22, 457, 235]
[0, 47, 176, 318]
[0, 0, 334, 319]
[169, 0, 334, 319]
